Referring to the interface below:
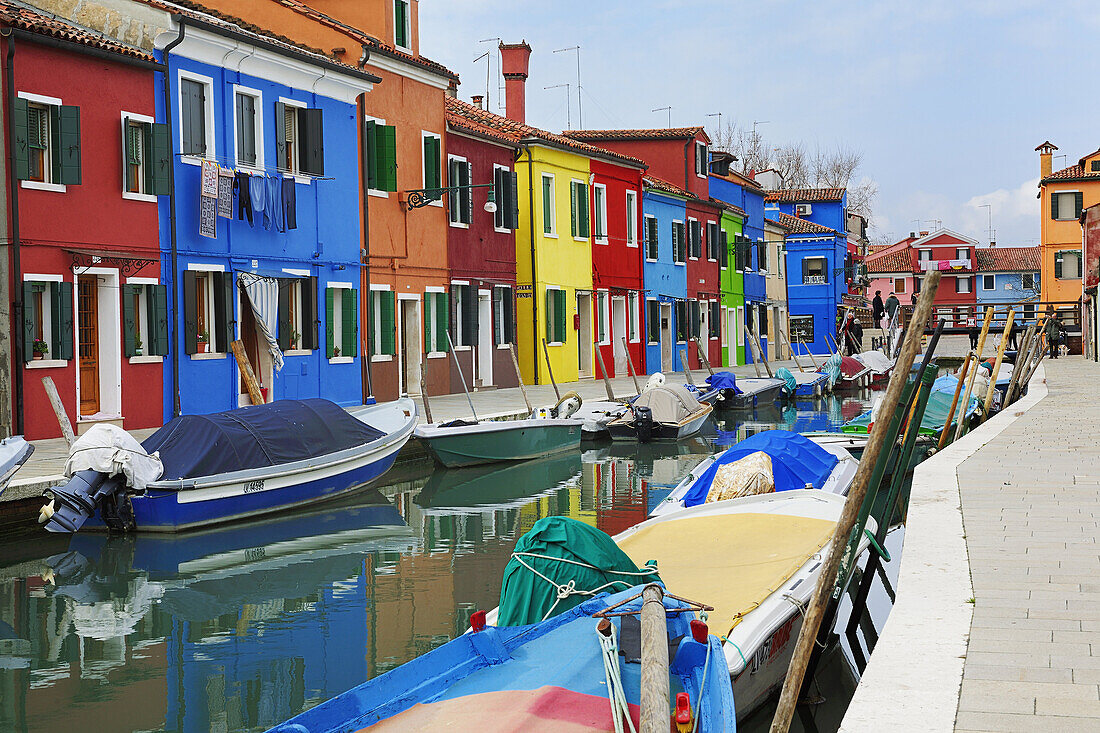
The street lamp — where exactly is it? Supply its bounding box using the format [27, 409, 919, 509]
[404, 182, 497, 211]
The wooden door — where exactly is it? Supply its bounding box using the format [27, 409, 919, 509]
[239, 303, 261, 394]
[77, 275, 100, 415]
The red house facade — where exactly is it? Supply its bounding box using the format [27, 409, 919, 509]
[443, 97, 520, 392]
[910, 230, 979, 323]
[2, 6, 165, 439]
[589, 157, 646, 379]
[563, 127, 715, 370]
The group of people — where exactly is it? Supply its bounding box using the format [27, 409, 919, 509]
[965, 306, 1066, 359]
[871, 290, 901, 330]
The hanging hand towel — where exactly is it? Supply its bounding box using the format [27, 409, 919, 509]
[266, 174, 285, 232]
[282, 176, 297, 230]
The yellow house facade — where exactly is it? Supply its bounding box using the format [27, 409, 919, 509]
[515, 143, 593, 385]
[1037, 142, 1100, 302]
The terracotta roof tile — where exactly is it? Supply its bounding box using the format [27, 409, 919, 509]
[438, 99, 645, 168]
[764, 187, 846, 203]
[867, 249, 913, 274]
[445, 97, 518, 148]
[0, 0, 156, 62]
[775, 212, 839, 236]
[975, 246, 1040, 272]
[563, 127, 707, 142]
[644, 174, 694, 199]
[270, 0, 459, 82]
[710, 198, 747, 218]
[1042, 163, 1100, 184]
[711, 168, 763, 190]
[764, 217, 790, 231]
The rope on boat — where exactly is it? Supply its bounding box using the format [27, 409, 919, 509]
[509, 552, 660, 621]
[597, 620, 637, 733]
[783, 593, 826, 649]
[691, 633, 713, 733]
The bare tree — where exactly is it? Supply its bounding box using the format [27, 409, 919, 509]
[709, 120, 771, 173]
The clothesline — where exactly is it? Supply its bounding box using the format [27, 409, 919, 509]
[174, 153, 335, 180]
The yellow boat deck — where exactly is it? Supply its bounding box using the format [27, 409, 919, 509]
[617, 512, 837, 637]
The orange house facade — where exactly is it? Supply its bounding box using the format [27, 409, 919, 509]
[186, 0, 459, 400]
[1036, 141, 1097, 303]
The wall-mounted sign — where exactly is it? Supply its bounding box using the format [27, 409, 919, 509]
[789, 314, 814, 343]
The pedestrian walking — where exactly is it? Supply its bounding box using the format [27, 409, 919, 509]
[885, 292, 899, 322]
[968, 318, 979, 350]
[1008, 322, 1019, 351]
[1043, 307, 1062, 359]
[872, 290, 886, 329]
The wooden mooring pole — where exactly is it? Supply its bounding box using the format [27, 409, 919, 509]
[769, 270, 942, 733]
[508, 344, 533, 414]
[694, 337, 716, 377]
[41, 377, 75, 447]
[418, 369, 433, 424]
[639, 583, 670, 733]
[678, 347, 696, 387]
[982, 310, 1015, 419]
[1005, 323, 1037, 408]
[594, 342, 616, 401]
[938, 352, 972, 450]
[622, 337, 642, 395]
[542, 338, 561, 401]
[952, 306, 995, 443]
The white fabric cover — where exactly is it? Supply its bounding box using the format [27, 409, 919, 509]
[706, 451, 775, 503]
[238, 272, 284, 372]
[65, 424, 163, 490]
[855, 350, 894, 374]
[633, 383, 704, 423]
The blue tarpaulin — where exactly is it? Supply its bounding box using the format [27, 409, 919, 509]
[681, 430, 839, 507]
[143, 399, 384, 480]
[706, 371, 742, 394]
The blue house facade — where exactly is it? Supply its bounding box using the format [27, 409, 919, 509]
[975, 246, 1042, 321]
[766, 189, 849, 355]
[709, 172, 768, 361]
[642, 179, 690, 374]
[156, 19, 379, 419]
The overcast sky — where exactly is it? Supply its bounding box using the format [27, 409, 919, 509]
[420, 0, 1100, 247]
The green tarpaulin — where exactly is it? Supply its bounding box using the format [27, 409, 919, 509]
[842, 388, 978, 436]
[496, 516, 661, 626]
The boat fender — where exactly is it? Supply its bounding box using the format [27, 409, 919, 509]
[634, 405, 654, 443]
[674, 692, 693, 732]
[553, 391, 583, 419]
[468, 624, 512, 665]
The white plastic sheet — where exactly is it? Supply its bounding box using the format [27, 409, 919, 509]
[65, 424, 163, 490]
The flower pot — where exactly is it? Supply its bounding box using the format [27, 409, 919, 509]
[32, 353, 43, 361]
[135, 348, 144, 356]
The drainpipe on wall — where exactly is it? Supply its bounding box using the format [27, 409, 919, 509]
[163, 18, 187, 418]
[522, 143, 538, 383]
[5, 31, 22, 435]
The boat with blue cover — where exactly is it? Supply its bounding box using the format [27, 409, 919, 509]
[706, 371, 786, 411]
[39, 398, 417, 534]
[651, 430, 858, 517]
[266, 582, 737, 732]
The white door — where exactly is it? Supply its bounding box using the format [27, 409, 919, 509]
[660, 302, 672, 372]
[477, 290, 492, 386]
[399, 296, 421, 395]
[612, 296, 627, 374]
[577, 292, 592, 377]
[726, 307, 738, 366]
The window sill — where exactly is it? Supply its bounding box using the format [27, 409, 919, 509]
[371, 355, 393, 362]
[369, 189, 389, 199]
[449, 221, 470, 229]
[544, 232, 559, 239]
[180, 155, 210, 168]
[191, 352, 226, 360]
[21, 181, 66, 193]
[645, 258, 658, 263]
[452, 345, 472, 352]
[122, 191, 159, 203]
[674, 262, 686, 267]
[1055, 277, 1082, 281]
[496, 343, 513, 350]
[128, 355, 163, 364]
[595, 239, 609, 246]
[426, 351, 447, 359]
[573, 237, 589, 244]
[627, 242, 638, 248]
[25, 359, 68, 369]
[629, 337, 640, 344]
[547, 341, 564, 347]
[284, 349, 311, 357]
[494, 226, 512, 235]
[329, 356, 354, 364]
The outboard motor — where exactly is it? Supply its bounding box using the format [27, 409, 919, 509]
[39, 470, 127, 534]
[634, 405, 654, 444]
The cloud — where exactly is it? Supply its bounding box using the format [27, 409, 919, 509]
[879, 179, 1040, 246]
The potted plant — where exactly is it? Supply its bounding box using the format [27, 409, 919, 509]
[197, 329, 210, 353]
[134, 335, 144, 357]
[333, 345, 341, 358]
[32, 338, 48, 360]
[290, 329, 301, 350]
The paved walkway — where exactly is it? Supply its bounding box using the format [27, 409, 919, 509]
[955, 357, 1100, 731]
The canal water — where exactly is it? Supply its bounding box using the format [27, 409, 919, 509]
[0, 389, 904, 733]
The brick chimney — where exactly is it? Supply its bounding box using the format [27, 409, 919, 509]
[499, 41, 532, 124]
[1036, 141, 1058, 180]
[471, 95, 484, 110]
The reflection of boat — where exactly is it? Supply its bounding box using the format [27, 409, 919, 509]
[269, 585, 736, 733]
[0, 435, 33, 495]
[43, 398, 417, 534]
[414, 452, 582, 512]
[652, 430, 858, 516]
[415, 417, 583, 468]
[615, 490, 873, 720]
[607, 384, 713, 442]
[790, 370, 831, 397]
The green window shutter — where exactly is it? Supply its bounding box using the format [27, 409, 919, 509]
[423, 136, 440, 189]
[147, 123, 171, 195]
[124, 117, 139, 168]
[377, 124, 398, 192]
[342, 288, 359, 357]
[1078, 251, 1085, 278]
[183, 270, 198, 355]
[1075, 192, 1084, 219]
[150, 284, 169, 356]
[579, 184, 590, 237]
[326, 287, 336, 358]
[22, 283, 35, 362]
[299, 107, 324, 177]
[301, 278, 317, 351]
[720, 230, 728, 268]
[462, 162, 473, 224]
[123, 283, 138, 357]
[364, 120, 377, 190]
[509, 171, 520, 230]
[1055, 252, 1063, 279]
[56, 281, 73, 360]
[557, 289, 568, 343]
[380, 291, 395, 355]
[394, 0, 408, 47]
[543, 177, 553, 233]
[275, 102, 288, 171]
[546, 290, 554, 342]
[57, 105, 81, 185]
[570, 183, 578, 237]
[436, 292, 449, 353]
[13, 97, 28, 180]
[1051, 194, 1059, 220]
[277, 280, 292, 351]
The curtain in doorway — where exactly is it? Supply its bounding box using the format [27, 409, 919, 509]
[238, 272, 284, 372]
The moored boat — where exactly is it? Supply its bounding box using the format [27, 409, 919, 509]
[415, 416, 583, 467]
[414, 452, 582, 513]
[40, 398, 416, 534]
[606, 383, 713, 443]
[266, 582, 737, 732]
[854, 350, 895, 381]
[707, 371, 786, 411]
[651, 429, 858, 516]
[790, 370, 831, 398]
[0, 435, 33, 495]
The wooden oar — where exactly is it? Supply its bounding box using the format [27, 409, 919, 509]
[769, 270, 942, 733]
[508, 344, 533, 414]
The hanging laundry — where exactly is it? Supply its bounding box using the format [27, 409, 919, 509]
[282, 176, 297, 230]
[266, 174, 285, 232]
[216, 170, 234, 219]
[250, 174, 267, 222]
[235, 171, 253, 225]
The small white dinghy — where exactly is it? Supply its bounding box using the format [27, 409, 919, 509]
[0, 436, 33, 496]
